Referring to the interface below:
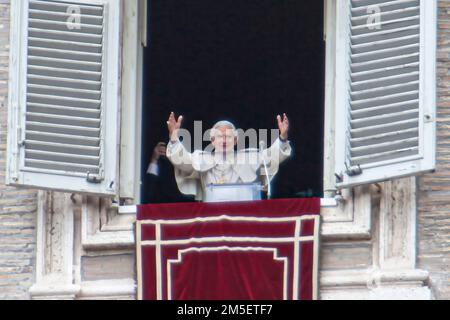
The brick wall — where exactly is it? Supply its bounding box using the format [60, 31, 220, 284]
[0, 0, 37, 300]
[417, 0, 450, 300]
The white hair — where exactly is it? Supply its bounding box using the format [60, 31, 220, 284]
[210, 120, 238, 140]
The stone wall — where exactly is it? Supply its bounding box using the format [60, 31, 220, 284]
[0, 0, 37, 300]
[417, 0, 450, 300]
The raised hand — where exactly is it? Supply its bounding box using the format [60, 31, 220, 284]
[166, 112, 183, 141]
[277, 113, 289, 141]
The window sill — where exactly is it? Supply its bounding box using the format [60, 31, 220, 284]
[117, 198, 338, 215]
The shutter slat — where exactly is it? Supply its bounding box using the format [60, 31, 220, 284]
[351, 15, 420, 36]
[351, 43, 420, 63]
[28, 37, 102, 53]
[26, 150, 100, 166]
[29, 18, 102, 34]
[27, 93, 100, 109]
[350, 147, 419, 166]
[351, 25, 419, 45]
[28, 84, 101, 100]
[29, 28, 103, 44]
[350, 128, 419, 148]
[351, 62, 420, 83]
[29, 0, 104, 16]
[351, 0, 420, 13]
[352, 34, 419, 54]
[351, 137, 419, 158]
[28, 66, 101, 82]
[25, 159, 99, 175]
[27, 102, 101, 118]
[26, 131, 100, 148]
[28, 75, 101, 91]
[352, 5, 420, 25]
[26, 112, 101, 128]
[28, 56, 102, 72]
[28, 47, 102, 63]
[350, 90, 419, 110]
[351, 99, 419, 118]
[351, 71, 419, 91]
[351, 109, 419, 129]
[351, 52, 419, 73]
[29, 9, 103, 25]
[26, 121, 100, 138]
[25, 140, 100, 156]
[351, 81, 419, 101]
[350, 118, 419, 139]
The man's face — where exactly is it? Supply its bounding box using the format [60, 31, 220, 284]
[211, 126, 236, 153]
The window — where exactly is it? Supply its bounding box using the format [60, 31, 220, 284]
[140, 0, 325, 203]
[6, 0, 437, 204]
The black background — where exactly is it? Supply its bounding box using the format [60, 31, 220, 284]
[141, 0, 325, 202]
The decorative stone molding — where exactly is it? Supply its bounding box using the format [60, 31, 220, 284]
[378, 178, 417, 270]
[30, 191, 79, 300]
[321, 186, 372, 240]
[29, 192, 137, 299]
[320, 177, 432, 300]
[81, 196, 135, 250]
[77, 279, 136, 300]
[320, 269, 431, 300]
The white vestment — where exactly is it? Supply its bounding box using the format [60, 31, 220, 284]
[166, 138, 292, 201]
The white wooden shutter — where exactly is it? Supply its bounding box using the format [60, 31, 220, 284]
[7, 0, 121, 195]
[334, 0, 437, 188]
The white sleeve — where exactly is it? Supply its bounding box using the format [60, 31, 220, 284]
[147, 162, 159, 176]
[260, 138, 292, 175]
[279, 138, 291, 153]
[166, 139, 195, 174]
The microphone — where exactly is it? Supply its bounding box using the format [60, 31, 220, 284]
[259, 141, 272, 199]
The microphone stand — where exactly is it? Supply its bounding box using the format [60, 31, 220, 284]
[260, 141, 272, 200]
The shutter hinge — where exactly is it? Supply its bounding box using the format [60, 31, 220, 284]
[335, 173, 343, 183]
[345, 163, 363, 177]
[86, 172, 103, 184]
[17, 126, 24, 148]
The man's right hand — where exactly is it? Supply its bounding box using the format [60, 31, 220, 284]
[167, 112, 183, 142]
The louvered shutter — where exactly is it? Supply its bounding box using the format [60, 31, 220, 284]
[334, 0, 437, 188]
[7, 0, 121, 195]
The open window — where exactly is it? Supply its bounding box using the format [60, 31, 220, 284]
[6, 0, 437, 204]
[140, 0, 325, 204]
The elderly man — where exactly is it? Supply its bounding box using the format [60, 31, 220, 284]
[166, 112, 292, 201]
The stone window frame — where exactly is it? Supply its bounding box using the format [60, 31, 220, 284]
[29, 0, 435, 300]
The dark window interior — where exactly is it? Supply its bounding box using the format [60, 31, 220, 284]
[141, 0, 325, 204]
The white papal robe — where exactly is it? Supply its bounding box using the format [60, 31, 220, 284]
[166, 138, 292, 201]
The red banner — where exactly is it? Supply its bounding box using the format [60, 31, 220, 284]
[136, 198, 320, 300]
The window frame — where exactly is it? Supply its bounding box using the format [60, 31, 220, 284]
[115, 0, 373, 243]
[128, 0, 341, 204]
[119, 0, 144, 201]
